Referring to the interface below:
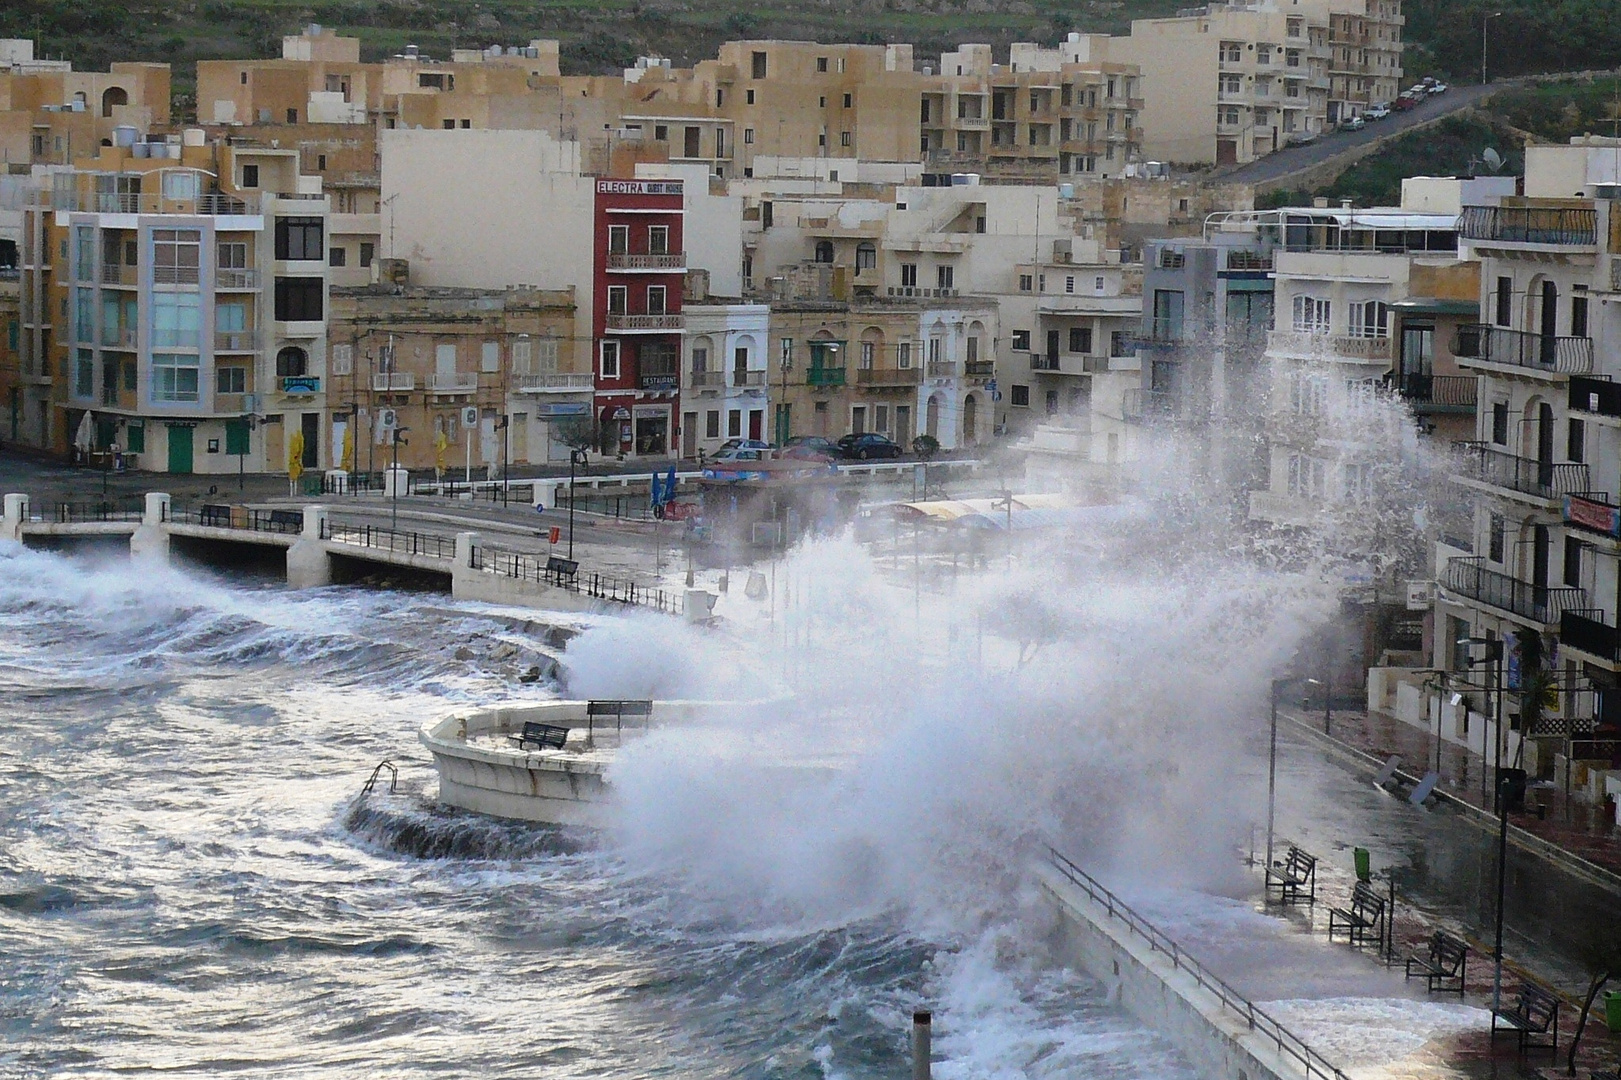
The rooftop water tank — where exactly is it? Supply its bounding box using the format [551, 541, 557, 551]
[113, 125, 139, 148]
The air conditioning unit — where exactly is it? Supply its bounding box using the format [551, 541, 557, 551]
[461, 406, 479, 428]
[378, 407, 398, 430]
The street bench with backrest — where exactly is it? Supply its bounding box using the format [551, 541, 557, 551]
[1491, 982, 1560, 1054]
[1328, 880, 1387, 948]
[1591, 1070, 1620, 1080]
[545, 555, 579, 584]
[510, 721, 569, 751]
[1405, 930, 1468, 994]
[586, 699, 653, 739]
[268, 508, 303, 531]
[1265, 845, 1318, 905]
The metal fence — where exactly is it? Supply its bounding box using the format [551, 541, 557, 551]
[1443, 556, 1584, 624]
[321, 521, 457, 560]
[47, 501, 145, 523]
[471, 546, 680, 614]
[1045, 847, 1351, 1080]
[165, 504, 304, 534]
[1456, 442, 1588, 501]
[1453, 323, 1593, 375]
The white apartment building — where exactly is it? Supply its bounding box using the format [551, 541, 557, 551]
[682, 302, 771, 456]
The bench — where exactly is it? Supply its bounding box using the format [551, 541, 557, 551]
[200, 502, 233, 527]
[1491, 982, 1560, 1054]
[509, 721, 569, 751]
[1264, 845, 1318, 905]
[1590, 1070, 1619, 1080]
[586, 698, 653, 738]
[545, 555, 579, 584]
[1404, 930, 1468, 994]
[268, 508, 304, 531]
[1328, 880, 1386, 948]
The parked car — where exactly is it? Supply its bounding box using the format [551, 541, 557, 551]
[1393, 94, 1420, 111]
[714, 438, 771, 455]
[1428, 82, 1448, 94]
[1366, 103, 1391, 120]
[710, 445, 769, 463]
[1285, 130, 1318, 146]
[780, 435, 840, 462]
[837, 433, 904, 460]
[1339, 115, 1365, 131]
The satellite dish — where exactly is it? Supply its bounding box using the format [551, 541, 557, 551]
[1481, 146, 1504, 173]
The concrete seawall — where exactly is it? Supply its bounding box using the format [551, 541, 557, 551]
[1037, 855, 1340, 1080]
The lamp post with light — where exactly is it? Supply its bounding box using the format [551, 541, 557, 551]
[1266, 675, 1322, 872]
[1481, 11, 1502, 86]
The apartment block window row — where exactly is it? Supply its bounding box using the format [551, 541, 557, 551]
[152, 352, 200, 403]
[274, 277, 323, 322]
[1292, 295, 1331, 334]
[274, 216, 324, 262]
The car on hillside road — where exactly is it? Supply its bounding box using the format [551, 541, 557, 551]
[1393, 94, 1420, 111]
[1428, 82, 1448, 95]
[1366, 103, 1391, 120]
[1339, 115, 1366, 131]
[837, 432, 904, 460]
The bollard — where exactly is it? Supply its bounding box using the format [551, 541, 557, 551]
[911, 1010, 931, 1080]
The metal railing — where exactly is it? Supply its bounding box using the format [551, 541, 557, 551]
[216, 268, 259, 289]
[1442, 556, 1584, 624]
[48, 500, 145, 524]
[605, 312, 684, 331]
[1393, 373, 1477, 409]
[808, 366, 847, 387]
[925, 360, 957, 379]
[690, 371, 725, 388]
[215, 329, 260, 352]
[1046, 848, 1351, 1080]
[470, 546, 681, 614]
[606, 251, 686, 270]
[1455, 442, 1588, 501]
[1458, 205, 1597, 246]
[100, 263, 136, 286]
[165, 504, 304, 534]
[321, 521, 457, 560]
[428, 372, 478, 393]
[1561, 609, 1621, 662]
[1453, 324, 1593, 375]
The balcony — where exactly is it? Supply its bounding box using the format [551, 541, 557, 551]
[1267, 329, 1395, 363]
[102, 327, 137, 350]
[807, 366, 846, 388]
[1453, 324, 1593, 376]
[855, 367, 921, 387]
[1457, 205, 1597, 247]
[1569, 374, 1621, 419]
[1456, 442, 1588, 503]
[100, 264, 136, 287]
[637, 368, 679, 391]
[428, 372, 478, 394]
[1032, 354, 1062, 372]
[1561, 609, 1621, 663]
[925, 360, 958, 379]
[1443, 556, 1584, 626]
[373, 372, 415, 392]
[281, 375, 320, 395]
[1122, 388, 1173, 423]
[217, 268, 259, 290]
[214, 330, 260, 352]
[517, 373, 593, 394]
[690, 371, 725, 389]
[964, 359, 995, 381]
[605, 312, 684, 332]
[732, 370, 766, 387]
[1393, 373, 1476, 413]
[606, 251, 687, 271]
[50, 189, 258, 215]
[1564, 492, 1621, 540]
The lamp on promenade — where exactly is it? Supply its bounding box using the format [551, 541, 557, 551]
[568, 447, 588, 560]
[1460, 635, 1505, 804]
[1266, 675, 1322, 872]
[390, 425, 409, 530]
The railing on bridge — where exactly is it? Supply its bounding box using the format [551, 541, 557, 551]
[320, 521, 458, 560]
[1045, 847, 1351, 1080]
[471, 545, 681, 614]
[48, 500, 146, 523]
[164, 503, 304, 534]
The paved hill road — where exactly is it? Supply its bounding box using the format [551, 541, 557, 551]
[1212, 81, 1501, 187]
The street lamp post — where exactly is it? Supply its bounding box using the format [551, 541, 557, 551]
[1461, 636, 1505, 804]
[1481, 11, 1503, 86]
[390, 426, 409, 531]
[1492, 772, 1512, 1012]
[1266, 675, 1322, 872]
[778, 349, 794, 446]
[495, 414, 510, 508]
[568, 447, 588, 560]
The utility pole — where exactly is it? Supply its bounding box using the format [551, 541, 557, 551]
[1481, 11, 1502, 87]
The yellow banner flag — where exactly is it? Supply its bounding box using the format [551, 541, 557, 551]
[340, 425, 354, 472]
[288, 430, 305, 485]
[434, 430, 448, 475]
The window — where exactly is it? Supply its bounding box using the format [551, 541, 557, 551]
[1496, 276, 1512, 327]
[275, 346, 308, 377]
[1065, 276, 1075, 294]
[705, 410, 720, 438]
[647, 285, 666, 315]
[855, 243, 876, 271]
[928, 338, 942, 365]
[607, 285, 627, 314]
[1286, 454, 1326, 499]
[481, 341, 501, 373]
[1348, 300, 1388, 338]
[1069, 327, 1092, 353]
[1572, 294, 1589, 337]
[843, 92, 852, 108]
[607, 225, 628, 254]
[317, 154, 327, 171]
[898, 342, 912, 369]
[814, 240, 834, 263]
[331, 343, 354, 376]
[217, 366, 247, 394]
[647, 225, 669, 254]
[74, 348, 94, 398]
[817, 56, 829, 73]
[728, 410, 742, 437]
[744, 128, 755, 144]
[162, 171, 200, 201]
[1011, 330, 1031, 351]
[840, 131, 851, 147]
[1290, 371, 1327, 414]
[780, 337, 793, 366]
[74, 288, 93, 342]
[1019, 274, 1033, 292]
[216, 302, 246, 334]
[329, 246, 347, 267]
[1491, 400, 1509, 445]
[151, 292, 200, 347]
[601, 340, 620, 379]
[1569, 417, 1585, 463]
[1010, 384, 1030, 407]
[1488, 512, 1505, 562]
[152, 228, 200, 284]
[1220, 74, 1244, 94]
[901, 263, 918, 288]
[359, 242, 374, 267]
[1341, 462, 1373, 503]
[1566, 536, 1586, 587]
[74, 227, 94, 281]
[691, 346, 709, 374]
[746, 89, 755, 105]
[273, 277, 323, 322]
[218, 241, 247, 269]
[1291, 295, 1331, 333]
[152, 353, 199, 402]
[274, 217, 324, 261]
[937, 264, 954, 289]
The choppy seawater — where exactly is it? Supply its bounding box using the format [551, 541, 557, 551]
[0, 544, 1198, 1079]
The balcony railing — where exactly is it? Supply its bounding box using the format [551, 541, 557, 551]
[732, 370, 766, 387]
[217, 268, 259, 289]
[1457, 442, 1588, 501]
[373, 372, 415, 392]
[100, 264, 136, 286]
[637, 368, 679, 391]
[1032, 354, 1061, 372]
[606, 251, 686, 270]
[1563, 491, 1621, 539]
[281, 375, 320, 395]
[1443, 556, 1584, 624]
[807, 366, 846, 388]
[1561, 609, 1621, 662]
[1393, 373, 1476, 411]
[1453, 324, 1593, 375]
[214, 330, 260, 352]
[605, 312, 684, 332]
[855, 367, 922, 386]
[1267, 329, 1396, 362]
[690, 370, 724, 388]
[1457, 205, 1597, 246]
[102, 327, 137, 350]
[50, 190, 259, 216]
[964, 359, 995, 379]
[926, 360, 958, 379]
[517, 372, 593, 393]
[428, 372, 478, 393]
[1569, 374, 1621, 419]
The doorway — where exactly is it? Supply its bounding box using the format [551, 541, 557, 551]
[166, 423, 194, 474]
[961, 395, 977, 445]
[748, 409, 763, 441]
[635, 414, 668, 455]
[682, 411, 697, 457]
[300, 412, 319, 469]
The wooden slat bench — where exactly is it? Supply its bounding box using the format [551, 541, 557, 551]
[1404, 930, 1468, 995]
[1264, 845, 1317, 905]
[1328, 880, 1386, 949]
[1491, 982, 1560, 1054]
[509, 721, 569, 751]
[586, 699, 653, 739]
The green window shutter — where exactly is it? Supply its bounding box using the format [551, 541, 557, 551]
[225, 419, 250, 456]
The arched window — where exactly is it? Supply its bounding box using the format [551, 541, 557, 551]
[814, 240, 834, 264]
[102, 87, 129, 118]
[276, 346, 308, 378]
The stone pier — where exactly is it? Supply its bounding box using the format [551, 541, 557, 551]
[129, 493, 171, 565]
[286, 505, 331, 589]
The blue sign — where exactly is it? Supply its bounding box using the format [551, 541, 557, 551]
[282, 376, 320, 394]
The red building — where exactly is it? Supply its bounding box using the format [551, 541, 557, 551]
[592, 178, 686, 457]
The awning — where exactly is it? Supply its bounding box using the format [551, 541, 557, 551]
[1391, 296, 1479, 316]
